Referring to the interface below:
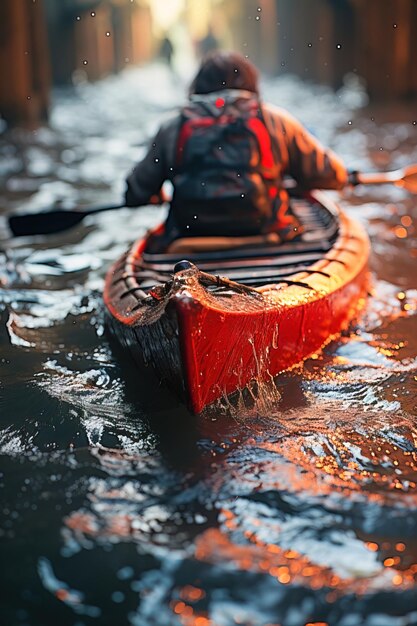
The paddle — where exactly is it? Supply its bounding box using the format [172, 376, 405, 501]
[7, 164, 417, 237]
[349, 163, 417, 193]
[8, 203, 125, 237]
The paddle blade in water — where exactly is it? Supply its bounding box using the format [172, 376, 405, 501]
[397, 164, 417, 194]
[8, 209, 87, 237]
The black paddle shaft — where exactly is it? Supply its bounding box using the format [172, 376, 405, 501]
[8, 204, 125, 237]
[8, 163, 417, 237]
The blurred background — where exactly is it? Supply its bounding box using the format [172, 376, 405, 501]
[1, 0, 417, 127]
[1, 4, 417, 626]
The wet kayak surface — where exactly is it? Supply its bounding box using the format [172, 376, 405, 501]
[1, 64, 417, 626]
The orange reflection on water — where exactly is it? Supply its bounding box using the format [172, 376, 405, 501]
[400, 215, 412, 227]
[394, 225, 408, 238]
[170, 600, 212, 626]
[180, 585, 206, 602]
[194, 526, 417, 596]
[256, 423, 417, 507]
[65, 511, 99, 535]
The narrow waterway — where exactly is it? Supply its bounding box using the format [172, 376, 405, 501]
[1, 63, 417, 626]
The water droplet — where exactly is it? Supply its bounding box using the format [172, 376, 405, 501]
[336, 44, 342, 49]
[76, 15, 80, 21]
[91, 11, 96, 17]
[348, 120, 352, 125]
[257, 6, 262, 10]
[111, 591, 124, 603]
[117, 566, 134, 580]
[255, 16, 260, 20]
[105, 32, 111, 37]
[154, 158, 159, 163]
[394, 226, 407, 239]
[272, 323, 280, 349]
[307, 43, 312, 48]
[83, 60, 88, 65]
[412, 121, 416, 125]
[393, 23, 397, 28]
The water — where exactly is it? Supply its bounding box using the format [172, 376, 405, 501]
[1, 63, 417, 626]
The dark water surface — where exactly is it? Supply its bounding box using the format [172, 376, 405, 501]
[1, 65, 417, 626]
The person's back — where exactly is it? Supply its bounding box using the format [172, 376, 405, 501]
[171, 88, 282, 236]
[125, 51, 348, 247]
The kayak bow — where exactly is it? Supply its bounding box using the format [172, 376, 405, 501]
[104, 191, 370, 413]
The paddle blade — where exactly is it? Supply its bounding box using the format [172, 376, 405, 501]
[397, 164, 417, 194]
[8, 209, 87, 237]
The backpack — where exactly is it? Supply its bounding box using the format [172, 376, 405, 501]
[171, 91, 280, 236]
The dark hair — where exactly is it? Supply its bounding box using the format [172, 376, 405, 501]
[189, 51, 260, 96]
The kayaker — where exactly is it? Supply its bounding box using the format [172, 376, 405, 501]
[125, 50, 348, 249]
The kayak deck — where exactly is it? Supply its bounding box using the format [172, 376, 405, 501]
[114, 195, 340, 299]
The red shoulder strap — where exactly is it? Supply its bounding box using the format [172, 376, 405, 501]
[246, 117, 276, 170]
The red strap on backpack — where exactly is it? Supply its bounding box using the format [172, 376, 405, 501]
[175, 99, 277, 176]
[246, 117, 275, 171]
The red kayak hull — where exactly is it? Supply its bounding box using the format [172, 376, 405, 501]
[104, 193, 370, 413]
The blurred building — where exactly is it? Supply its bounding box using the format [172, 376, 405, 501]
[225, 0, 417, 100]
[0, 0, 50, 126]
[352, 0, 417, 99]
[1, 0, 416, 126]
[44, 0, 153, 84]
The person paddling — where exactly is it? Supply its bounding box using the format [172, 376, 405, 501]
[125, 51, 348, 251]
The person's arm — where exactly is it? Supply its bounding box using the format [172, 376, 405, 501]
[266, 105, 348, 190]
[125, 123, 170, 207]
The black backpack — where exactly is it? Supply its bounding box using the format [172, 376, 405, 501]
[171, 91, 280, 236]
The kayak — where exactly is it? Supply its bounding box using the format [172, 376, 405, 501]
[104, 191, 370, 414]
